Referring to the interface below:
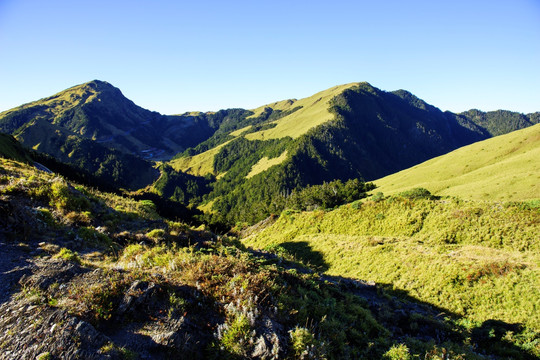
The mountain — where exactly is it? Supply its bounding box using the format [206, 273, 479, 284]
[374, 123, 540, 200]
[1, 81, 539, 359]
[0, 80, 211, 158]
[458, 109, 540, 137]
[166, 82, 538, 224]
[0, 81, 224, 189]
[1, 80, 537, 222]
[0, 81, 268, 190]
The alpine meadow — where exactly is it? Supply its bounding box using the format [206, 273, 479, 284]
[0, 75, 538, 360]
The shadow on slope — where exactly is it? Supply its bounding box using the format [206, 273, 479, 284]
[325, 275, 538, 360]
[278, 241, 330, 272]
[245, 241, 538, 358]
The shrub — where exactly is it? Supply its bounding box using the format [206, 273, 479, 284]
[36, 352, 51, 360]
[55, 248, 81, 264]
[466, 261, 523, 283]
[78, 227, 111, 246]
[287, 179, 375, 211]
[384, 344, 412, 360]
[219, 314, 253, 356]
[351, 200, 362, 209]
[138, 199, 158, 218]
[36, 208, 56, 227]
[168, 292, 188, 318]
[136, 245, 174, 268]
[289, 326, 323, 359]
[49, 181, 91, 212]
[167, 221, 189, 235]
[398, 187, 434, 200]
[121, 244, 144, 261]
[72, 271, 132, 323]
[64, 210, 92, 225]
[146, 228, 166, 240]
[372, 192, 385, 202]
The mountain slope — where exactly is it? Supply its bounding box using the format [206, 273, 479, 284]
[374, 123, 540, 200]
[245, 82, 360, 140]
[0, 80, 220, 159]
[2, 155, 539, 359]
[0, 81, 238, 189]
[172, 82, 539, 183]
[0, 133, 32, 163]
[242, 196, 540, 360]
[166, 82, 538, 224]
[2, 80, 538, 222]
[458, 109, 539, 137]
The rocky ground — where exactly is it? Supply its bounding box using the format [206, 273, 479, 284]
[0, 226, 462, 360]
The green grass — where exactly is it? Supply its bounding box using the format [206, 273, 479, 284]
[246, 150, 288, 178]
[0, 81, 99, 120]
[168, 140, 232, 176]
[245, 83, 360, 140]
[3, 155, 539, 358]
[167, 83, 362, 176]
[243, 196, 540, 331]
[54, 248, 82, 264]
[229, 125, 253, 136]
[374, 124, 540, 201]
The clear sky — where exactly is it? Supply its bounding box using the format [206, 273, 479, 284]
[1, 0, 539, 114]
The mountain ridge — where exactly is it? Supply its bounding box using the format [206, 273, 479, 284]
[1, 80, 538, 223]
[0, 80, 225, 160]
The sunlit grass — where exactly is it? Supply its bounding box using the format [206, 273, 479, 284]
[168, 140, 232, 176]
[246, 150, 288, 178]
[245, 83, 360, 140]
[243, 196, 540, 330]
[374, 124, 540, 201]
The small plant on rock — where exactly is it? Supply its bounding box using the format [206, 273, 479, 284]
[55, 248, 81, 264]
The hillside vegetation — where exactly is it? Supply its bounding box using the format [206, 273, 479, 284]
[0, 82, 254, 189]
[0, 133, 32, 163]
[4, 157, 534, 359]
[1, 80, 538, 224]
[243, 192, 540, 357]
[374, 124, 540, 200]
[458, 109, 539, 137]
[1, 80, 540, 359]
[168, 83, 538, 225]
[0, 80, 218, 159]
[245, 83, 359, 140]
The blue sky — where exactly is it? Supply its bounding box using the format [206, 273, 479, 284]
[1, 0, 539, 114]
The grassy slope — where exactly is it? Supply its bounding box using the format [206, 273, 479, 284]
[169, 83, 359, 177]
[3, 153, 539, 357]
[374, 124, 540, 200]
[169, 140, 232, 176]
[245, 83, 359, 140]
[243, 197, 540, 332]
[0, 82, 99, 120]
[246, 150, 288, 179]
[0, 158, 450, 359]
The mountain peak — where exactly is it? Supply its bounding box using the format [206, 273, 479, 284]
[67, 79, 122, 97]
[84, 79, 113, 90]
